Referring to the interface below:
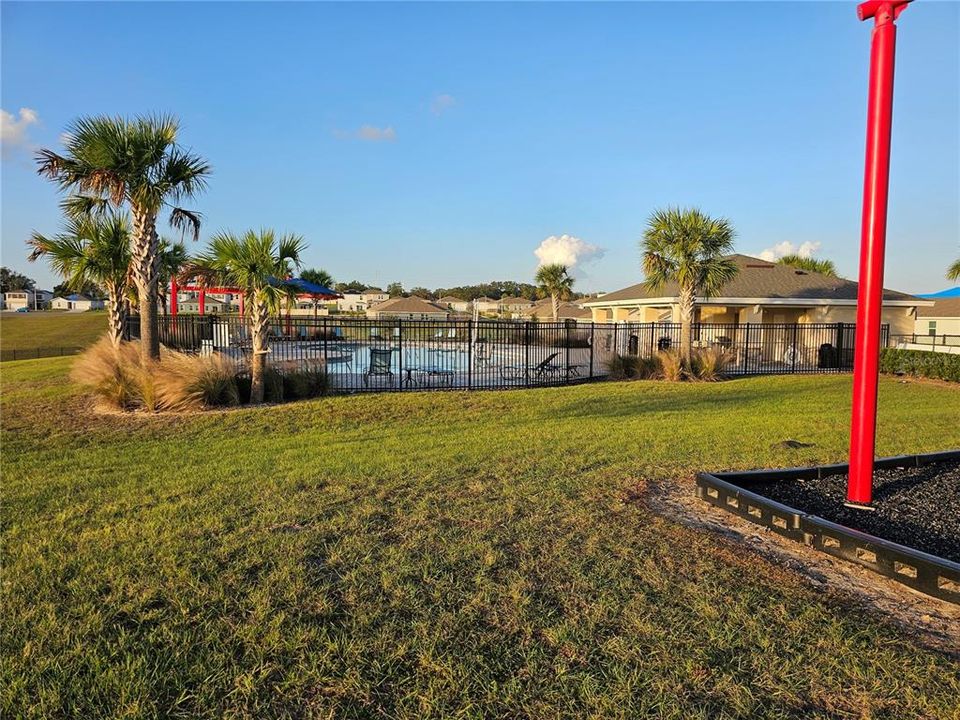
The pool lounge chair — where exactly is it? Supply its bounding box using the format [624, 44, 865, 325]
[363, 347, 395, 386]
[500, 352, 561, 382]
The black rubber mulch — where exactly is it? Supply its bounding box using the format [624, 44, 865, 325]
[747, 459, 960, 564]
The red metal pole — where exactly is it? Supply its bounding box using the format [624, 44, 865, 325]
[848, 0, 911, 506]
[170, 277, 178, 318]
[199, 288, 206, 316]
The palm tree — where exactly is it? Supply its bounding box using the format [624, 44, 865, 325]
[641, 207, 738, 366]
[948, 257, 960, 281]
[157, 239, 189, 317]
[776, 254, 838, 277]
[299, 268, 336, 322]
[36, 115, 210, 362]
[300, 268, 335, 289]
[535, 263, 574, 321]
[184, 230, 305, 404]
[28, 209, 131, 347]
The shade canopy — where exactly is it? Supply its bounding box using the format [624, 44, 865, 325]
[273, 277, 342, 299]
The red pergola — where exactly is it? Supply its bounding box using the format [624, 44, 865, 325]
[169, 278, 340, 317]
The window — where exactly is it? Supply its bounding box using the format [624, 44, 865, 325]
[928, 321, 937, 336]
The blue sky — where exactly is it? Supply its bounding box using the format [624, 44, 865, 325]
[2, 1, 957, 294]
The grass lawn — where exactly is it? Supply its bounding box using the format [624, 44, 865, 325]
[3, 358, 960, 718]
[0, 312, 106, 358]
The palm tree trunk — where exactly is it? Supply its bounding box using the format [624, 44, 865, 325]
[106, 285, 126, 348]
[250, 296, 270, 404]
[552, 292, 559, 322]
[130, 208, 161, 361]
[678, 285, 695, 367]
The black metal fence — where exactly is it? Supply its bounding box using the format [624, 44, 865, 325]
[620, 321, 889, 375]
[120, 316, 888, 392]
[889, 333, 960, 348]
[1, 346, 85, 362]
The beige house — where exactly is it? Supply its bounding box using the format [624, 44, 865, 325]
[913, 297, 960, 347]
[521, 299, 593, 323]
[436, 296, 466, 310]
[584, 254, 926, 336]
[51, 294, 105, 311]
[473, 296, 500, 313]
[178, 297, 229, 314]
[336, 288, 390, 313]
[4, 289, 53, 311]
[366, 296, 450, 320]
[498, 296, 536, 316]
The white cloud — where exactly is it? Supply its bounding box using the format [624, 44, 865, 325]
[534, 234, 604, 270]
[1, 107, 40, 158]
[758, 240, 821, 262]
[334, 124, 396, 142]
[430, 94, 457, 116]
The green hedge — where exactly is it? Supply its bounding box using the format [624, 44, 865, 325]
[879, 348, 960, 382]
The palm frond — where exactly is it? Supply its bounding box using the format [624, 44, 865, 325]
[776, 254, 838, 277]
[169, 207, 203, 241]
[947, 257, 960, 281]
[60, 194, 112, 219]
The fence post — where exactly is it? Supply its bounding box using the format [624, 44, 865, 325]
[742, 324, 750, 373]
[791, 323, 799, 373]
[565, 321, 571, 384]
[524, 322, 531, 385]
[589, 322, 595, 378]
[397, 320, 403, 392]
[467, 319, 473, 390]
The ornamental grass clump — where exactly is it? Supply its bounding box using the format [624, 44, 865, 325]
[657, 349, 685, 382]
[690, 347, 733, 382]
[72, 335, 240, 411]
[70, 337, 143, 410]
[153, 352, 239, 410]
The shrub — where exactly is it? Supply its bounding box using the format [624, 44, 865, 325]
[657, 350, 684, 382]
[606, 354, 640, 380]
[235, 376, 252, 404]
[879, 348, 960, 382]
[690, 347, 732, 382]
[282, 365, 329, 400]
[605, 354, 661, 380]
[263, 369, 285, 403]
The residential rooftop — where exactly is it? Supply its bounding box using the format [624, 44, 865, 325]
[585, 254, 923, 305]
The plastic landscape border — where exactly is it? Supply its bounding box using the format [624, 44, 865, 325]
[696, 450, 960, 604]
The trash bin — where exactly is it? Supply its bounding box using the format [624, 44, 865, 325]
[818, 343, 838, 369]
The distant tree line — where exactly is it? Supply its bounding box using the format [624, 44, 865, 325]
[1, 267, 36, 293]
[317, 279, 588, 302]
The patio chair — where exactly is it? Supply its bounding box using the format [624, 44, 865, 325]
[500, 351, 561, 382]
[474, 337, 492, 367]
[363, 347, 395, 386]
[419, 349, 456, 387]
